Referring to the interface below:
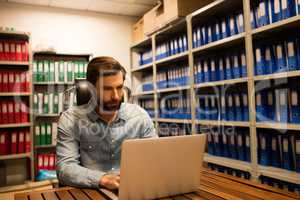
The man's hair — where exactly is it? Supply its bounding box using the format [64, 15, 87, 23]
[86, 56, 126, 85]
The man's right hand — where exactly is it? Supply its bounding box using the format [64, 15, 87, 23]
[99, 174, 120, 190]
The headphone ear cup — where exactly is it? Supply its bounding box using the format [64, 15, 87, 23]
[75, 80, 93, 106]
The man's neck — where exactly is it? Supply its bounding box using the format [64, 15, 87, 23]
[96, 107, 118, 125]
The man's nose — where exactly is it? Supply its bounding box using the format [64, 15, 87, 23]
[111, 89, 120, 100]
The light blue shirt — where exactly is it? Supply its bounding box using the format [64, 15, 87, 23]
[56, 101, 157, 188]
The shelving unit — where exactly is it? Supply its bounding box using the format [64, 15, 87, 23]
[130, 0, 300, 189]
[32, 52, 91, 181]
[0, 30, 33, 187]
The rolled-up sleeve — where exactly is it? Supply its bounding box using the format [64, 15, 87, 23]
[56, 112, 105, 188]
[141, 112, 158, 139]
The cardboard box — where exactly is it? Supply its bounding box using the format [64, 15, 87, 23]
[143, 0, 214, 36]
[132, 18, 145, 44]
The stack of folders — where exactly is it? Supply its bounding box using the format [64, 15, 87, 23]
[158, 123, 190, 137]
[34, 122, 58, 146]
[254, 37, 300, 76]
[37, 153, 56, 172]
[33, 92, 76, 115]
[0, 100, 29, 124]
[260, 176, 300, 193]
[0, 129, 30, 155]
[142, 74, 153, 92]
[159, 96, 191, 119]
[156, 64, 189, 89]
[256, 88, 300, 123]
[0, 40, 29, 62]
[207, 163, 251, 180]
[204, 127, 251, 162]
[139, 99, 155, 118]
[139, 49, 152, 66]
[193, 11, 244, 48]
[196, 92, 249, 121]
[251, 0, 298, 29]
[33, 60, 88, 83]
[194, 50, 247, 84]
[257, 130, 300, 173]
[155, 33, 188, 61]
[0, 71, 30, 92]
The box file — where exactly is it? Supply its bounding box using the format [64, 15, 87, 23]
[221, 19, 229, 39]
[242, 93, 249, 121]
[271, 133, 281, 167]
[220, 94, 226, 120]
[296, 134, 300, 172]
[290, 89, 300, 123]
[258, 0, 270, 27]
[275, 42, 288, 72]
[240, 51, 247, 77]
[281, 134, 294, 170]
[228, 131, 238, 159]
[218, 57, 225, 81]
[229, 15, 238, 36]
[255, 46, 265, 75]
[213, 132, 222, 156]
[245, 134, 251, 162]
[270, 0, 282, 23]
[237, 131, 245, 161]
[256, 91, 268, 122]
[233, 54, 241, 79]
[207, 25, 213, 43]
[234, 94, 243, 121]
[18, 131, 24, 153]
[281, 0, 296, 19]
[266, 90, 276, 121]
[222, 132, 230, 157]
[11, 132, 17, 154]
[226, 94, 235, 121]
[210, 96, 218, 120]
[236, 12, 244, 33]
[275, 89, 289, 123]
[46, 124, 52, 145]
[258, 133, 271, 165]
[225, 56, 232, 80]
[264, 44, 276, 74]
[286, 39, 299, 71]
[35, 125, 40, 146]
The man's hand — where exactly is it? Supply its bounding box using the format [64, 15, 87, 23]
[99, 174, 120, 190]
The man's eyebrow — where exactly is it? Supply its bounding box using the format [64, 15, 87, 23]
[103, 84, 124, 89]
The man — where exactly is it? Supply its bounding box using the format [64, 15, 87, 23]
[56, 56, 157, 190]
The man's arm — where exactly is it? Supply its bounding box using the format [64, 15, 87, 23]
[56, 112, 105, 188]
[141, 112, 158, 138]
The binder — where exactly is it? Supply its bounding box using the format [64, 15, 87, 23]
[0, 131, 9, 155]
[14, 101, 21, 123]
[267, 90, 276, 121]
[275, 42, 288, 72]
[204, 96, 210, 120]
[196, 27, 202, 47]
[49, 154, 55, 170]
[9, 42, 16, 61]
[296, 134, 300, 172]
[281, 134, 293, 170]
[207, 133, 215, 155]
[226, 94, 235, 121]
[43, 60, 50, 82]
[221, 19, 229, 39]
[40, 124, 46, 145]
[281, 0, 296, 19]
[222, 132, 230, 157]
[210, 96, 218, 120]
[183, 34, 188, 52]
[8, 101, 14, 124]
[43, 94, 49, 114]
[11, 131, 18, 154]
[228, 131, 238, 159]
[251, 9, 258, 29]
[197, 61, 204, 83]
[178, 36, 183, 53]
[174, 39, 178, 55]
[46, 124, 52, 145]
[207, 25, 213, 43]
[193, 29, 198, 48]
[255, 46, 265, 75]
[241, 51, 247, 77]
[21, 42, 28, 61]
[225, 56, 232, 80]
[214, 21, 221, 41]
[258, 0, 270, 27]
[210, 59, 217, 81]
[18, 131, 25, 153]
[1, 101, 8, 124]
[234, 94, 243, 121]
[258, 133, 271, 165]
[16, 42, 22, 61]
[0, 72, 2, 92]
[229, 15, 237, 36]
[2, 72, 8, 92]
[221, 94, 226, 120]
[270, 0, 282, 23]
[8, 72, 14, 92]
[35, 125, 40, 146]
[58, 61, 64, 82]
[290, 89, 300, 123]
[203, 60, 210, 82]
[245, 134, 251, 162]
[52, 122, 58, 145]
[271, 133, 281, 168]
[264, 44, 276, 74]
[233, 54, 241, 78]
[286, 39, 299, 71]
[37, 154, 43, 171]
[236, 12, 244, 33]
[64, 61, 68, 82]
[213, 132, 222, 156]
[54, 93, 59, 114]
[242, 93, 249, 121]
[3, 42, 9, 61]
[218, 57, 225, 80]
[14, 72, 21, 92]
[275, 89, 289, 123]
[256, 91, 268, 122]
[58, 92, 63, 113]
[0, 41, 3, 61]
[237, 131, 245, 161]
[20, 101, 28, 122]
[201, 26, 207, 45]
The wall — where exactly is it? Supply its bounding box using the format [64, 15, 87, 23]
[0, 2, 136, 70]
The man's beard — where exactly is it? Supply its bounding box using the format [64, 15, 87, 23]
[100, 100, 122, 112]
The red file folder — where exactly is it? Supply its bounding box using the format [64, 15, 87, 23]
[43, 154, 49, 170]
[21, 42, 28, 61]
[18, 131, 25, 153]
[8, 72, 14, 92]
[14, 101, 21, 123]
[14, 72, 21, 92]
[38, 154, 44, 171]
[20, 101, 28, 123]
[49, 154, 55, 170]
[8, 101, 14, 124]
[11, 131, 18, 154]
[2, 72, 8, 92]
[0, 72, 2, 93]
[9, 42, 16, 61]
[0, 131, 9, 155]
[4, 41, 10, 61]
[0, 41, 4, 61]
[25, 130, 30, 153]
[1, 101, 8, 124]
[16, 42, 22, 61]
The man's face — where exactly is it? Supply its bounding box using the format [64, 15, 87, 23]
[95, 71, 124, 112]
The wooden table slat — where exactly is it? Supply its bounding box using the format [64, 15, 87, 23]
[55, 190, 75, 200]
[172, 194, 192, 200]
[69, 188, 91, 200]
[82, 189, 108, 200]
[183, 193, 207, 200]
[42, 191, 60, 200]
[14, 194, 27, 200]
[198, 184, 244, 200]
[29, 193, 44, 200]
[196, 188, 225, 200]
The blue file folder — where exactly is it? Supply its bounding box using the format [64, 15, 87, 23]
[290, 90, 300, 123]
[270, 0, 282, 23]
[281, 0, 296, 19]
[286, 39, 299, 71]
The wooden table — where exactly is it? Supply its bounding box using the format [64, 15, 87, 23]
[15, 169, 300, 200]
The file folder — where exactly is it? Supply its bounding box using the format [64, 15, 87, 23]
[237, 132, 245, 161]
[286, 39, 299, 71]
[234, 94, 243, 121]
[233, 54, 241, 78]
[296, 134, 300, 172]
[225, 56, 233, 80]
[267, 90, 276, 121]
[229, 132, 238, 159]
[275, 43, 288, 72]
[210, 59, 217, 82]
[226, 94, 235, 121]
[241, 51, 247, 77]
[245, 134, 251, 162]
[264, 45, 276, 74]
[255, 46, 265, 75]
[271, 134, 281, 167]
[258, 0, 270, 26]
[290, 89, 300, 123]
[222, 133, 230, 157]
[281, 134, 294, 170]
[270, 0, 282, 23]
[281, 0, 296, 19]
[242, 93, 249, 121]
[218, 57, 225, 80]
[258, 133, 271, 165]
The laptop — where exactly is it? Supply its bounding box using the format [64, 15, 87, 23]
[99, 134, 207, 200]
